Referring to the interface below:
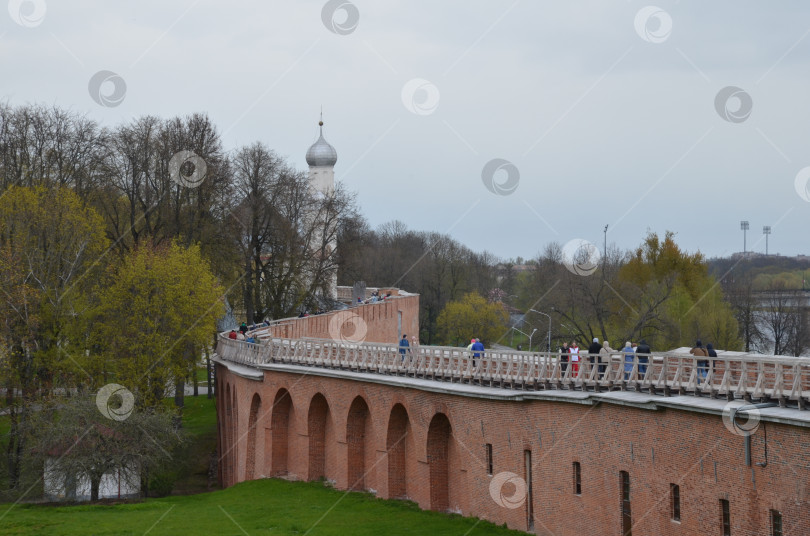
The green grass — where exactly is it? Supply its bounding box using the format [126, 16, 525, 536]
[0, 478, 525, 535]
[0, 397, 524, 535]
[166, 395, 217, 495]
[193, 366, 209, 386]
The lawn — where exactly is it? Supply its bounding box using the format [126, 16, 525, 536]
[0, 395, 525, 535]
[0, 478, 525, 535]
[169, 394, 218, 494]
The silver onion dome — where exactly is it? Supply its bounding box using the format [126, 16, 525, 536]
[305, 121, 338, 167]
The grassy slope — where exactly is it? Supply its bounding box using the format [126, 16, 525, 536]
[0, 396, 524, 535]
[0, 477, 524, 535]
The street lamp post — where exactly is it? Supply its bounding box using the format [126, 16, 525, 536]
[528, 328, 538, 352]
[529, 309, 552, 353]
[512, 327, 530, 350]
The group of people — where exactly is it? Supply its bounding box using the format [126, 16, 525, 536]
[557, 338, 720, 382]
[359, 290, 392, 305]
[298, 309, 327, 317]
[227, 322, 257, 343]
[558, 338, 652, 380]
[466, 338, 485, 366]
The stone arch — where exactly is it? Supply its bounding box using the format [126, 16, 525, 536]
[245, 393, 261, 481]
[346, 396, 372, 490]
[386, 403, 410, 499]
[308, 393, 330, 481]
[270, 388, 293, 476]
[427, 412, 452, 511]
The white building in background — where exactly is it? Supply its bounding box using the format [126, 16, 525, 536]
[44, 459, 140, 501]
[305, 119, 339, 299]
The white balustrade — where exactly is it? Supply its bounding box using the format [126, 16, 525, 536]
[215, 335, 810, 407]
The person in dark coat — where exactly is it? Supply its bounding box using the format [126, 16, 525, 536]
[636, 339, 651, 376]
[706, 343, 718, 374]
[690, 339, 709, 383]
[588, 337, 603, 378]
[559, 342, 569, 373]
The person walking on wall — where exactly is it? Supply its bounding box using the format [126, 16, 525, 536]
[570, 341, 580, 375]
[622, 341, 634, 380]
[399, 334, 410, 363]
[599, 339, 614, 380]
[588, 337, 602, 379]
[471, 338, 485, 368]
[690, 340, 709, 384]
[706, 343, 718, 375]
[559, 341, 570, 374]
[636, 339, 651, 377]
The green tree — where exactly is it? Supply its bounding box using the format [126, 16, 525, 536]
[436, 292, 508, 347]
[87, 242, 224, 410]
[613, 231, 741, 350]
[0, 186, 109, 490]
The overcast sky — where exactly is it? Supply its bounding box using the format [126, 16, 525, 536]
[3, 1, 810, 261]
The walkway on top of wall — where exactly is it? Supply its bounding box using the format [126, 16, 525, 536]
[213, 353, 810, 430]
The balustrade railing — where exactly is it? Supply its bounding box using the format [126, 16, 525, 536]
[216, 335, 810, 407]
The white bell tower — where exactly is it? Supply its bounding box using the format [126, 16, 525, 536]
[306, 119, 337, 195]
[305, 118, 338, 299]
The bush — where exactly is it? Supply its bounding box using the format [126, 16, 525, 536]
[148, 472, 176, 497]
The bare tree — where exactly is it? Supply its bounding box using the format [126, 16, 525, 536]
[0, 103, 107, 196]
[723, 276, 763, 352]
[26, 397, 183, 501]
[758, 282, 809, 356]
[227, 142, 358, 321]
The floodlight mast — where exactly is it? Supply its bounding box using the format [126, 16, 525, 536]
[740, 221, 749, 256]
[763, 226, 771, 256]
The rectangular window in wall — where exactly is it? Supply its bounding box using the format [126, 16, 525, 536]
[670, 484, 680, 521]
[720, 499, 730, 536]
[770, 510, 782, 536]
[485, 444, 493, 475]
[573, 462, 581, 495]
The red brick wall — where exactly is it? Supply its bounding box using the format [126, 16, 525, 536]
[245, 394, 261, 480]
[270, 389, 291, 476]
[386, 403, 408, 499]
[217, 365, 810, 535]
[258, 295, 419, 345]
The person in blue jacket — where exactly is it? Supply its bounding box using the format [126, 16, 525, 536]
[398, 334, 410, 363]
[471, 338, 485, 367]
[622, 341, 634, 380]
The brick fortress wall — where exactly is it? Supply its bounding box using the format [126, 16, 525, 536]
[258, 293, 419, 344]
[215, 366, 810, 536]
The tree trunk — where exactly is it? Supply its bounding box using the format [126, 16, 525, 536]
[90, 475, 101, 501]
[206, 347, 213, 400]
[193, 369, 199, 397]
[244, 258, 255, 325]
[6, 404, 20, 489]
[174, 380, 184, 408]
